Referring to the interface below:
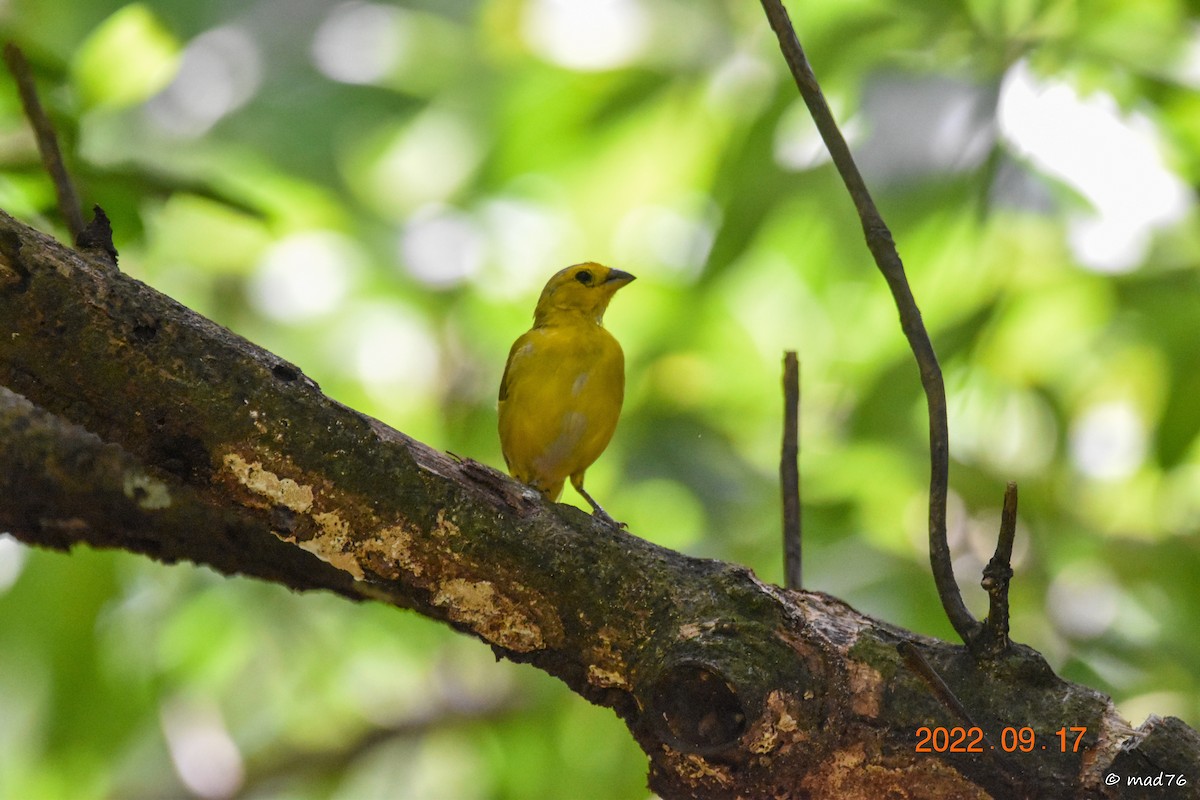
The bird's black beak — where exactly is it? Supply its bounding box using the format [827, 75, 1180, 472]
[605, 269, 636, 284]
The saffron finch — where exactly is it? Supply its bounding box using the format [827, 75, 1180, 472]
[498, 262, 635, 526]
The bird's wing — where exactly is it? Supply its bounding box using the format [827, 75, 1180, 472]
[498, 334, 535, 403]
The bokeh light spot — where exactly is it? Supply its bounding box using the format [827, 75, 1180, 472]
[160, 697, 244, 800]
[365, 109, 482, 214]
[522, 0, 650, 72]
[1047, 563, 1120, 640]
[0, 534, 26, 594]
[249, 232, 360, 323]
[312, 2, 404, 85]
[998, 60, 1192, 272]
[1069, 401, 1147, 481]
[147, 25, 262, 138]
[400, 204, 485, 289]
[342, 305, 440, 407]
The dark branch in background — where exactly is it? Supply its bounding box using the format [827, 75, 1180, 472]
[230, 694, 525, 800]
[978, 482, 1019, 656]
[2, 43, 85, 239]
[780, 350, 802, 590]
[758, 0, 979, 644]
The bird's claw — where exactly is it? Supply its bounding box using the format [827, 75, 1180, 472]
[592, 507, 626, 529]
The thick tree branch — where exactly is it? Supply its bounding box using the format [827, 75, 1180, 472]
[2, 210, 1198, 796]
[758, 0, 977, 645]
[0, 385, 360, 595]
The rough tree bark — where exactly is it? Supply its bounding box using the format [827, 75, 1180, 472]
[2, 209, 1199, 799]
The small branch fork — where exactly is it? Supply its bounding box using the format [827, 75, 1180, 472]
[760, 1, 1019, 651]
[3, 43, 118, 266]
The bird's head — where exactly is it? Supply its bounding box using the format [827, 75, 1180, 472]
[533, 262, 636, 326]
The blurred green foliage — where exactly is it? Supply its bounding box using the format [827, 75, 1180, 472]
[2, 0, 1199, 797]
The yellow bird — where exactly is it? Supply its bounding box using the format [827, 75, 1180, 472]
[499, 262, 635, 526]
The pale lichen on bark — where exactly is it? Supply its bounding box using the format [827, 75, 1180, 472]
[122, 471, 172, 510]
[432, 577, 548, 653]
[223, 452, 314, 513]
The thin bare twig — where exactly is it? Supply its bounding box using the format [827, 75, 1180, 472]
[897, 640, 1029, 797]
[3, 42, 85, 239]
[896, 641, 977, 728]
[978, 481, 1018, 656]
[781, 351, 802, 590]
[758, 0, 978, 643]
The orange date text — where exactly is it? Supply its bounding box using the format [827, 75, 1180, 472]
[914, 726, 1088, 754]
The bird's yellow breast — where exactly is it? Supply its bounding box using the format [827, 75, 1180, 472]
[498, 321, 625, 500]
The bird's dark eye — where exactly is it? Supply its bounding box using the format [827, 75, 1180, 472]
[575, 270, 594, 285]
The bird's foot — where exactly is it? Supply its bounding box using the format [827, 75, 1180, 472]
[575, 483, 626, 529]
[591, 506, 627, 529]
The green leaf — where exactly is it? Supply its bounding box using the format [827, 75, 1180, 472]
[71, 4, 180, 109]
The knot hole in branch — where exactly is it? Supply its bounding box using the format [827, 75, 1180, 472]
[645, 662, 747, 755]
[272, 362, 300, 382]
